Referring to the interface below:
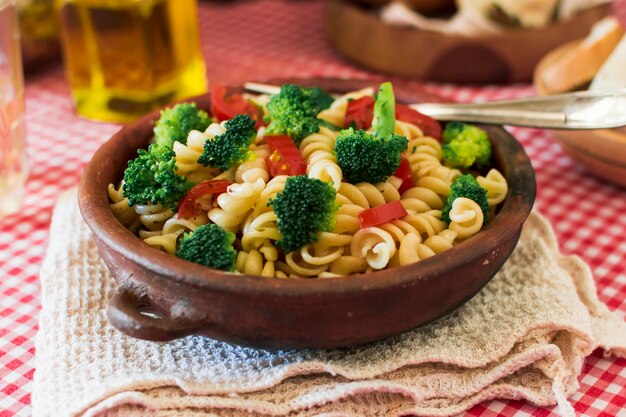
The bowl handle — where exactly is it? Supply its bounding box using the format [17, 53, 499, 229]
[107, 286, 205, 341]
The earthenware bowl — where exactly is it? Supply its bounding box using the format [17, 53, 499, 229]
[78, 77, 536, 349]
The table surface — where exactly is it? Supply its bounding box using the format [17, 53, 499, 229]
[1, 1, 625, 416]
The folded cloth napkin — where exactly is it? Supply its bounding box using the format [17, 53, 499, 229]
[33, 189, 626, 417]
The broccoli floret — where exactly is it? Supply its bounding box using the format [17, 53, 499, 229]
[334, 82, 408, 184]
[176, 224, 237, 271]
[122, 144, 193, 210]
[153, 103, 211, 148]
[265, 84, 334, 144]
[334, 128, 407, 184]
[442, 174, 490, 224]
[270, 176, 337, 253]
[197, 114, 256, 170]
[441, 122, 492, 169]
[305, 87, 334, 111]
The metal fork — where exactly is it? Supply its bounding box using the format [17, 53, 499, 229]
[243, 83, 626, 130]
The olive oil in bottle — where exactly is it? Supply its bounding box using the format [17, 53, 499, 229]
[56, 0, 207, 122]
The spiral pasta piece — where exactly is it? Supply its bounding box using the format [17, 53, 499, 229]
[336, 182, 370, 208]
[353, 179, 403, 208]
[236, 249, 287, 278]
[333, 203, 362, 235]
[107, 182, 141, 232]
[402, 210, 447, 240]
[300, 232, 352, 266]
[477, 168, 508, 208]
[328, 255, 369, 276]
[406, 136, 442, 178]
[240, 176, 284, 260]
[285, 251, 329, 277]
[174, 122, 226, 181]
[448, 197, 484, 240]
[235, 144, 270, 183]
[333, 179, 403, 236]
[379, 219, 419, 244]
[299, 127, 342, 191]
[208, 178, 266, 232]
[395, 119, 423, 139]
[397, 229, 457, 265]
[351, 227, 397, 270]
[401, 186, 445, 212]
[250, 175, 287, 218]
[141, 213, 208, 254]
[241, 211, 282, 253]
[135, 203, 174, 236]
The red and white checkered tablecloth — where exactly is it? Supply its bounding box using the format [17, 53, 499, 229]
[1, 1, 625, 416]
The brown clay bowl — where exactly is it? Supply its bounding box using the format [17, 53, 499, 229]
[534, 41, 626, 188]
[78, 77, 536, 349]
[325, 0, 610, 83]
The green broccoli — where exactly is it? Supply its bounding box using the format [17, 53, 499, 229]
[441, 174, 490, 224]
[305, 86, 335, 111]
[334, 82, 408, 184]
[270, 176, 338, 253]
[153, 103, 211, 148]
[122, 144, 193, 210]
[176, 224, 237, 271]
[441, 122, 492, 169]
[265, 84, 334, 144]
[197, 114, 256, 170]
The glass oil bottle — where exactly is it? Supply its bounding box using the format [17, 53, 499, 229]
[55, 0, 207, 122]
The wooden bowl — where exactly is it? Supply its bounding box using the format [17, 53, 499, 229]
[325, 0, 610, 83]
[534, 41, 626, 188]
[78, 77, 536, 349]
[351, 0, 456, 15]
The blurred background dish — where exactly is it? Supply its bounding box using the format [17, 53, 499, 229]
[534, 17, 626, 188]
[325, 0, 611, 83]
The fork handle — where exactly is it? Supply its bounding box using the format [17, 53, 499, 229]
[411, 90, 626, 130]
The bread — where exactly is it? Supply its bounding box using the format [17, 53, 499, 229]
[590, 34, 626, 90]
[541, 17, 624, 92]
[589, 33, 626, 134]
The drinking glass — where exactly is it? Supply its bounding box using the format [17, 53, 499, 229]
[0, 0, 28, 217]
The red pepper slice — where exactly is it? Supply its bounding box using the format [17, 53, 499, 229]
[344, 96, 375, 130]
[178, 179, 233, 219]
[393, 155, 414, 194]
[264, 135, 307, 177]
[343, 98, 441, 140]
[359, 200, 408, 228]
[395, 104, 442, 140]
[210, 84, 266, 128]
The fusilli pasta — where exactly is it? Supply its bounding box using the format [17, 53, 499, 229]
[108, 84, 508, 279]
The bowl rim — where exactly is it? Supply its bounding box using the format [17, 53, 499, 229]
[78, 77, 536, 297]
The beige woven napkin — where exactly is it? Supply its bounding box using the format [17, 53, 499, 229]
[33, 189, 626, 417]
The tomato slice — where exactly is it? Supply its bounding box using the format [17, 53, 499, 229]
[344, 96, 375, 130]
[264, 135, 307, 177]
[210, 84, 266, 128]
[395, 104, 442, 140]
[359, 200, 408, 228]
[178, 179, 233, 219]
[343, 97, 441, 139]
[394, 155, 414, 194]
